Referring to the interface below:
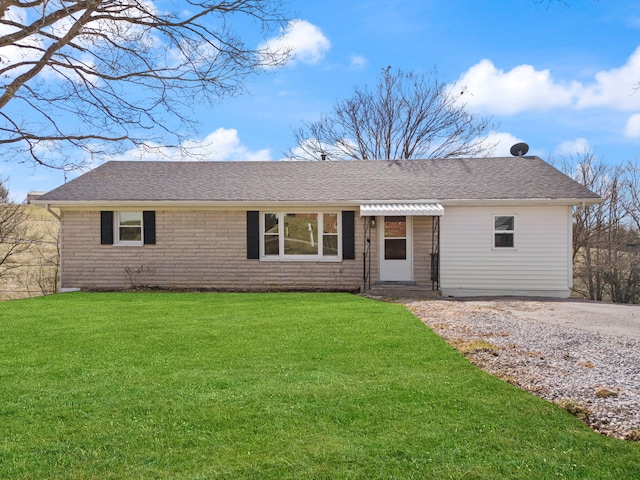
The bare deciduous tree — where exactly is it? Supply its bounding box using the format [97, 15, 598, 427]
[0, 179, 39, 281]
[561, 151, 640, 304]
[17, 216, 60, 296]
[287, 67, 494, 161]
[623, 160, 640, 231]
[0, 0, 290, 168]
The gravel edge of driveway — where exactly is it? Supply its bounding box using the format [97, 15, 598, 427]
[402, 299, 640, 441]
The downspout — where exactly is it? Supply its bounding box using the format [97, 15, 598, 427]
[45, 204, 61, 221]
[45, 204, 62, 293]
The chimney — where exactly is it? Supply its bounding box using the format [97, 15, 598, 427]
[27, 191, 46, 204]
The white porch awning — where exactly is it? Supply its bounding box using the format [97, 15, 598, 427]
[359, 203, 444, 216]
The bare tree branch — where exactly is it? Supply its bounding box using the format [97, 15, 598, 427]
[623, 160, 640, 231]
[0, 0, 290, 168]
[287, 67, 495, 161]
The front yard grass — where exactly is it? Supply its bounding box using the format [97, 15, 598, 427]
[0, 292, 638, 479]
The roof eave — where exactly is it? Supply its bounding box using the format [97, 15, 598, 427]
[32, 199, 364, 209]
[439, 197, 603, 207]
[33, 196, 604, 209]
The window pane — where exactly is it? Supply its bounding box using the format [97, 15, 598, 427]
[495, 216, 514, 231]
[119, 212, 141, 226]
[323, 235, 338, 256]
[264, 235, 279, 255]
[284, 213, 318, 255]
[385, 239, 406, 259]
[120, 226, 141, 241]
[264, 213, 279, 234]
[118, 212, 142, 242]
[323, 213, 338, 234]
[384, 216, 406, 238]
[495, 233, 514, 248]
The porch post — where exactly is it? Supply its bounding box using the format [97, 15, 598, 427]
[431, 216, 440, 290]
[363, 216, 372, 290]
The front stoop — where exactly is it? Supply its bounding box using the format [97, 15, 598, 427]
[361, 283, 442, 300]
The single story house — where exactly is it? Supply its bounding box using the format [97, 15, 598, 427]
[35, 157, 601, 297]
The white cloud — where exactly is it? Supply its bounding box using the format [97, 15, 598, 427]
[478, 131, 522, 157]
[624, 114, 640, 138]
[577, 46, 640, 110]
[456, 46, 640, 116]
[99, 128, 272, 162]
[185, 128, 272, 161]
[0, 7, 42, 75]
[260, 19, 330, 66]
[349, 54, 367, 70]
[554, 138, 591, 156]
[455, 59, 577, 115]
[472, 131, 553, 158]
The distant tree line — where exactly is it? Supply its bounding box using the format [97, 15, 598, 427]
[560, 151, 640, 304]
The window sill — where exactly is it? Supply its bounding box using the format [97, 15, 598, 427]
[260, 256, 343, 262]
[113, 242, 144, 247]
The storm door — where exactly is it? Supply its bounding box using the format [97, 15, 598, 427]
[379, 216, 413, 282]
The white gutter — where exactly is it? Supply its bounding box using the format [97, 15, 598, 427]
[31, 197, 603, 209]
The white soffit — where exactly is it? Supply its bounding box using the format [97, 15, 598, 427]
[359, 203, 444, 216]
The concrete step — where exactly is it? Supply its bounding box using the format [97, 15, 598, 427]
[361, 284, 441, 299]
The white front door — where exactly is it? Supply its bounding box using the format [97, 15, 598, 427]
[379, 216, 413, 282]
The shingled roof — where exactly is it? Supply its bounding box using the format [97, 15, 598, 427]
[37, 157, 601, 205]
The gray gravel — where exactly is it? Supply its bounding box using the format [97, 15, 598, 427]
[405, 299, 640, 440]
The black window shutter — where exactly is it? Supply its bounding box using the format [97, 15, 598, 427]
[143, 211, 156, 245]
[247, 211, 260, 259]
[100, 211, 114, 245]
[342, 210, 355, 260]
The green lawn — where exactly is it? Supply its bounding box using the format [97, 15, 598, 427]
[0, 292, 638, 479]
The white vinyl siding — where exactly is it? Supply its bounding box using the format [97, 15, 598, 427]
[440, 205, 573, 297]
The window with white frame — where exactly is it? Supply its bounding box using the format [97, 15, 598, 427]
[115, 211, 143, 245]
[262, 212, 340, 259]
[494, 215, 515, 248]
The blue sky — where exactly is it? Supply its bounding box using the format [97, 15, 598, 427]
[4, 0, 640, 201]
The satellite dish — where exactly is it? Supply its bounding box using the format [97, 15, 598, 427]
[510, 142, 529, 157]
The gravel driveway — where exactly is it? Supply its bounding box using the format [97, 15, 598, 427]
[494, 299, 640, 339]
[404, 298, 640, 441]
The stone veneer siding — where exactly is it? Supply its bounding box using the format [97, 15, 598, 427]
[59, 209, 437, 291]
